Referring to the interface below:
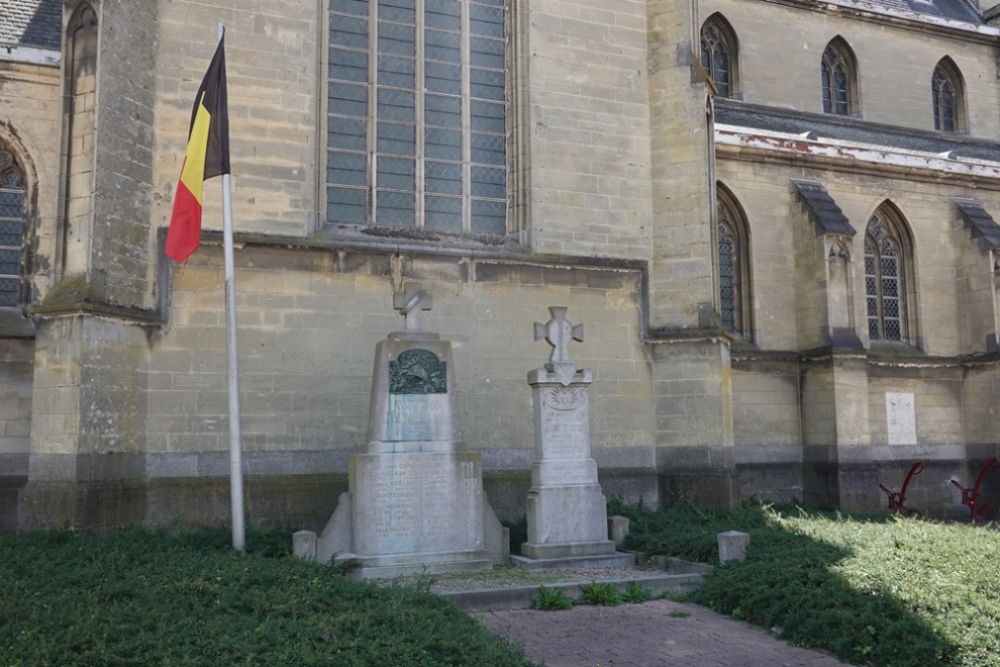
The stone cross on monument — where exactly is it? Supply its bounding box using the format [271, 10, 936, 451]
[393, 282, 433, 332]
[534, 306, 584, 366]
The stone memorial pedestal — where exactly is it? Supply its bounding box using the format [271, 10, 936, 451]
[295, 284, 504, 578]
[513, 307, 633, 570]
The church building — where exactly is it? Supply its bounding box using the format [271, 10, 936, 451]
[2, 0, 1000, 531]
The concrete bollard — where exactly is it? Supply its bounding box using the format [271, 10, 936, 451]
[293, 530, 318, 561]
[717, 530, 750, 563]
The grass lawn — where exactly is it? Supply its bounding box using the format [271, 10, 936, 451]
[0, 527, 538, 666]
[614, 500, 1000, 667]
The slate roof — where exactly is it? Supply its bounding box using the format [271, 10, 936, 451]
[951, 197, 1000, 249]
[715, 98, 1000, 163]
[0, 0, 61, 50]
[791, 180, 856, 235]
[848, 0, 984, 25]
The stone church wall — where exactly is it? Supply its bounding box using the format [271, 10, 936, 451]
[702, 0, 1000, 138]
[145, 244, 649, 526]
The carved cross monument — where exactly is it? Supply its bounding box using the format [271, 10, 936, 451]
[294, 279, 505, 577]
[393, 282, 433, 332]
[514, 306, 628, 569]
[534, 307, 584, 366]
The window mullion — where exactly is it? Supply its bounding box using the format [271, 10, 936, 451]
[461, 0, 472, 232]
[415, 0, 425, 228]
[368, 0, 379, 226]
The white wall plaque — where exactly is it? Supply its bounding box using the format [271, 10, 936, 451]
[885, 392, 917, 445]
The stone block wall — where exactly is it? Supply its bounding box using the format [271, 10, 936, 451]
[523, 0, 652, 259]
[153, 0, 320, 242]
[142, 242, 649, 525]
[717, 157, 1000, 358]
[702, 0, 1000, 138]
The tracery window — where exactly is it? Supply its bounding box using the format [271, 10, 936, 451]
[932, 59, 964, 132]
[717, 186, 752, 338]
[700, 16, 738, 98]
[821, 39, 856, 116]
[326, 0, 508, 234]
[0, 147, 25, 308]
[864, 209, 911, 342]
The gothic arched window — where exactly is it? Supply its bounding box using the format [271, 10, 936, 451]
[717, 186, 752, 339]
[700, 16, 738, 98]
[932, 58, 964, 132]
[864, 207, 913, 342]
[0, 146, 26, 308]
[821, 39, 857, 116]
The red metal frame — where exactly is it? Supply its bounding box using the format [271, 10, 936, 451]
[879, 461, 924, 516]
[951, 457, 999, 522]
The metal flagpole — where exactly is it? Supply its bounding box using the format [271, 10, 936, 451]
[218, 21, 245, 552]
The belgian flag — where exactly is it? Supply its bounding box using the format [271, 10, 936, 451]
[166, 34, 230, 263]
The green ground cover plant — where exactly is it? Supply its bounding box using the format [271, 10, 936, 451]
[530, 585, 575, 611]
[620, 580, 652, 604]
[0, 526, 537, 667]
[613, 499, 1000, 667]
[578, 581, 621, 606]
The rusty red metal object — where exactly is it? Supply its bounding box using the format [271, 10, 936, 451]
[879, 461, 924, 516]
[951, 458, 999, 522]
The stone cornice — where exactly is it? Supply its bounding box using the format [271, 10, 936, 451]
[716, 130, 1000, 189]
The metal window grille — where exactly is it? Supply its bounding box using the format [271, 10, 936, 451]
[327, 0, 508, 234]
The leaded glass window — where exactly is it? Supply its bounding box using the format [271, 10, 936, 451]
[718, 221, 737, 329]
[717, 187, 751, 339]
[822, 48, 850, 116]
[864, 212, 906, 342]
[0, 148, 24, 308]
[327, 0, 508, 234]
[700, 20, 733, 98]
[932, 61, 962, 132]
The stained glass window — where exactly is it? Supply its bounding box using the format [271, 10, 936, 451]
[327, 0, 508, 234]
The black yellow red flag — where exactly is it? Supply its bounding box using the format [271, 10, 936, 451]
[166, 34, 230, 262]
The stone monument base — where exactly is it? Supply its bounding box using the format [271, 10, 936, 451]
[510, 550, 635, 571]
[334, 549, 494, 579]
[295, 448, 507, 579]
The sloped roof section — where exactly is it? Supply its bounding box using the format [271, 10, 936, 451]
[0, 0, 61, 50]
[791, 180, 856, 236]
[951, 197, 1000, 249]
[716, 99, 1000, 163]
[845, 0, 984, 25]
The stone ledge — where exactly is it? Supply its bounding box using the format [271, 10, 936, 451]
[440, 570, 707, 612]
[510, 551, 635, 570]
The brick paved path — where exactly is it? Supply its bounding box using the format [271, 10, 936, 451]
[482, 599, 855, 667]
